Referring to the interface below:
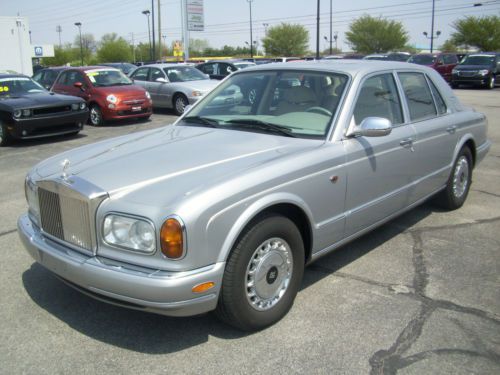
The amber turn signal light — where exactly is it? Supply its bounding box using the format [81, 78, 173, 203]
[160, 218, 184, 259]
[192, 282, 215, 293]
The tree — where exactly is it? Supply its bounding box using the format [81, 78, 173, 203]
[73, 33, 96, 64]
[440, 39, 458, 52]
[189, 38, 210, 57]
[345, 15, 408, 54]
[262, 23, 309, 56]
[97, 33, 132, 62]
[135, 42, 151, 62]
[451, 16, 500, 51]
[41, 44, 77, 66]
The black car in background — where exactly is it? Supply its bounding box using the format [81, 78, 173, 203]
[32, 67, 68, 90]
[196, 60, 256, 80]
[0, 74, 88, 146]
[451, 53, 500, 89]
[98, 62, 138, 75]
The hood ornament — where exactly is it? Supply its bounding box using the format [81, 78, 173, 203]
[61, 159, 71, 181]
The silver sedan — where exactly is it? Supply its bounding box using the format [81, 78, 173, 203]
[129, 63, 219, 115]
[19, 61, 490, 332]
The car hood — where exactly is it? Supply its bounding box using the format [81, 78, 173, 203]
[93, 84, 146, 96]
[33, 124, 321, 204]
[455, 64, 493, 70]
[172, 79, 219, 92]
[0, 92, 82, 109]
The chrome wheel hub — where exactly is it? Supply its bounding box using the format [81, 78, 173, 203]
[175, 97, 186, 114]
[245, 237, 293, 311]
[90, 108, 99, 125]
[452, 156, 469, 198]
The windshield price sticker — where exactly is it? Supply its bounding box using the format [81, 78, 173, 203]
[0, 86, 9, 92]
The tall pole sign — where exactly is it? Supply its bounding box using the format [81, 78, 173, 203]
[184, 0, 204, 61]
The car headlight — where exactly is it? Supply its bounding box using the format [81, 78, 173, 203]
[13, 110, 22, 118]
[478, 69, 490, 76]
[22, 109, 32, 117]
[79, 102, 86, 110]
[71, 103, 79, 111]
[25, 175, 40, 226]
[103, 214, 155, 253]
[191, 90, 204, 97]
[145, 91, 151, 100]
[106, 94, 118, 104]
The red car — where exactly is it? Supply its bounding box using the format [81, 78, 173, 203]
[52, 66, 152, 126]
[408, 53, 459, 82]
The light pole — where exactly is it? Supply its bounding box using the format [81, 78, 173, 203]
[56, 25, 62, 47]
[142, 10, 152, 60]
[423, 30, 441, 53]
[74, 22, 83, 66]
[162, 34, 167, 61]
[247, 0, 254, 58]
[316, 0, 320, 60]
[263, 23, 269, 36]
[425, 0, 440, 53]
[329, 0, 332, 55]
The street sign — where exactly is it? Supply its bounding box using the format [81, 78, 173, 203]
[187, 0, 204, 31]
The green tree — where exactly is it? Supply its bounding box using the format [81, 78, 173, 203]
[41, 44, 77, 66]
[97, 33, 132, 62]
[189, 38, 210, 57]
[73, 33, 96, 64]
[345, 15, 408, 54]
[451, 16, 500, 51]
[262, 23, 309, 56]
[135, 42, 152, 62]
[440, 39, 458, 52]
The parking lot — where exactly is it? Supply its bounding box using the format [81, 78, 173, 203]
[0, 89, 499, 374]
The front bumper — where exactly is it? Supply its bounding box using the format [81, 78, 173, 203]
[10, 110, 88, 139]
[101, 101, 153, 121]
[18, 214, 224, 317]
[452, 75, 490, 86]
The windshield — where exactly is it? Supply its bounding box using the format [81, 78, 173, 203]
[0, 77, 46, 96]
[163, 66, 208, 82]
[460, 55, 495, 66]
[85, 69, 132, 87]
[181, 70, 349, 139]
[408, 55, 436, 65]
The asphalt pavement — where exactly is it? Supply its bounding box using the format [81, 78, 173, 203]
[0, 93, 499, 375]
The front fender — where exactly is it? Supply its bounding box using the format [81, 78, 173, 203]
[207, 192, 316, 263]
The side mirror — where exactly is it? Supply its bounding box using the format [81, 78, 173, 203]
[204, 74, 210, 79]
[74, 82, 85, 90]
[350, 117, 392, 137]
[156, 77, 168, 83]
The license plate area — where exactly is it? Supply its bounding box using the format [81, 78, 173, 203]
[131, 106, 142, 112]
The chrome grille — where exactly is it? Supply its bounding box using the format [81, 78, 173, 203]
[38, 187, 93, 252]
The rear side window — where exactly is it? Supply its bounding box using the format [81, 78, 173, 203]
[57, 71, 69, 85]
[398, 72, 437, 121]
[131, 67, 149, 81]
[427, 78, 447, 115]
[353, 73, 403, 125]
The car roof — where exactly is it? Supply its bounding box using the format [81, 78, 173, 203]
[0, 73, 30, 79]
[239, 60, 432, 76]
[67, 66, 121, 71]
[142, 63, 196, 69]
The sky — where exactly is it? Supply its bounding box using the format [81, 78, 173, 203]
[1, 0, 499, 53]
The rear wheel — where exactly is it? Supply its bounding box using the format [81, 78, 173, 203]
[89, 104, 104, 126]
[215, 215, 304, 331]
[435, 147, 473, 210]
[173, 94, 188, 116]
[0, 121, 11, 147]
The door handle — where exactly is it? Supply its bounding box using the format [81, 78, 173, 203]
[446, 125, 457, 134]
[400, 138, 415, 152]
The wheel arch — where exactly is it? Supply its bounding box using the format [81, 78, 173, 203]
[454, 135, 476, 167]
[216, 194, 315, 265]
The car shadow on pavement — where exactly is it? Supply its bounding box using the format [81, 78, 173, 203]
[21, 201, 437, 354]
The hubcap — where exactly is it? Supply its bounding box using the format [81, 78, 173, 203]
[245, 237, 293, 311]
[0, 125, 4, 142]
[176, 97, 186, 114]
[90, 107, 100, 125]
[452, 156, 469, 198]
[490, 77, 495, 89]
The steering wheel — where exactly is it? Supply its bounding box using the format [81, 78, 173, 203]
[305, 106, 332, 116]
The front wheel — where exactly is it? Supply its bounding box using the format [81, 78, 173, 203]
[89, 104, 104, 126]
[487, 76, 495, 90]
[435, 147, 473, 210]
[215, 215, 304, 331]
[173, 94, 188, 116]
[0, 121, 11, 147]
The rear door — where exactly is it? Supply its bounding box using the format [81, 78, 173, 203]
[343, 72, 418, 237]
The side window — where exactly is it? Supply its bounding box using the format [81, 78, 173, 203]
[57, 71, 69, 85]
[427, 77, 447, 115]
[66, 71, 85, 85]
[150, 68, 165, 82]
[398, 72, 437, 121]
[131, 67, 149, 81]
[443, 54, 457, 64]
[219, 63, 233, 76]
[352, 73, 403, 125]
[199, 64, 214, 75]
[33, 71, 43, 81]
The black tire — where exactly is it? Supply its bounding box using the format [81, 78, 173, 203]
[435, 147, 473, 210]
[0, 121, 11, 147]
[451, 82, 459, 89]
[487, 76, 495, 90]
[215, 215, 304, 331]
[89, 104, 104, 126]
[173, 94, 188, 116]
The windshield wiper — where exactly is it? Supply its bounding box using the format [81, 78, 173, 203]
[182, 116, 220, 128]
[224, 119, 296, 137]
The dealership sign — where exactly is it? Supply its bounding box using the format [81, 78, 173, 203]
[187, 0, 204, 31]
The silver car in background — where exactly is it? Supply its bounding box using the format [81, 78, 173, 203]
[18, 61, 490, 331]
[129, 63, 219, 115]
